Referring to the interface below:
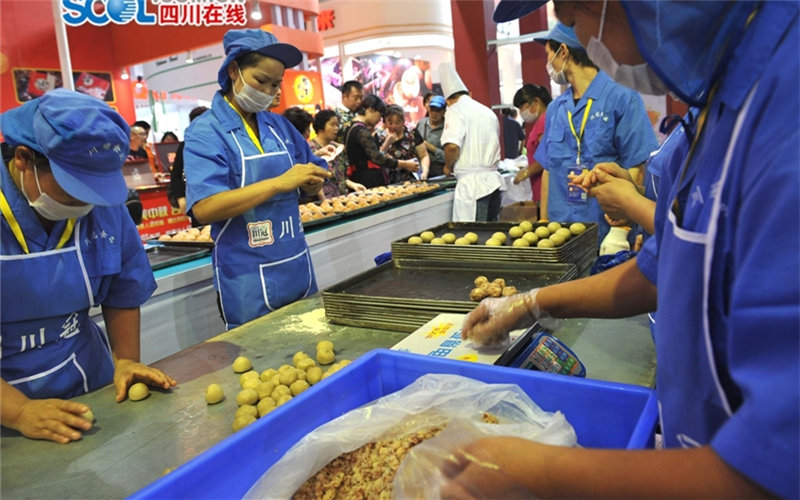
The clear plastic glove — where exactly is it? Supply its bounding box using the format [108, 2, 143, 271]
[462, 289, 555, 347]
[599, 226, 631, 256]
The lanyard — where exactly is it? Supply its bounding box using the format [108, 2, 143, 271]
[0, 188, 75, 254]
[566, 98, 593, 166]
[224, 95, 265, 154]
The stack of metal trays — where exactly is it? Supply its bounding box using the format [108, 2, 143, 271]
[391, 221, 598, 275]
[322, 258, 578, 332]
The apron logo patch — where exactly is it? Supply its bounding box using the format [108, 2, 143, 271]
[247, 220, 274, 247]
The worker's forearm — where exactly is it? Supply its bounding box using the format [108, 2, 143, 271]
[537, 258, 656, 318]
[444, 144, 460, 174]
[623, 196, 657, 234]
[0, 380, 29, 428]
[192, 178, 288, 224]
[102, 306, 141, 363]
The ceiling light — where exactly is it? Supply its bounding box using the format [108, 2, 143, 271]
[135, 76, 144, 90]
[121, 67, 130, 80]
[250, 1, 262, 21]
[185, 51, 194, 64]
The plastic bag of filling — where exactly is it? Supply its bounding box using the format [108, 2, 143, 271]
[244, 373, 577, 499]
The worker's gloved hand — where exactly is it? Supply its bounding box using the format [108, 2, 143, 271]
[599, 226, 631, 256]
[462, 289, 557, 347]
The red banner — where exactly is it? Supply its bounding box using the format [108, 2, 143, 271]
[136, 187, 191, 241]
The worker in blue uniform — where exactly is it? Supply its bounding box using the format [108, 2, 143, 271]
[438, 1, 799, 498]
[184, 29, 331, 330]
[533, 22, 658, 244]
[0, 89, 177, 444]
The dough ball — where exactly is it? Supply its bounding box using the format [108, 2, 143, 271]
[474, 276, 489, 287]
[306, 366, 323, 385]
[317, 349, 335, 365]
[430, 237, 446, 245]
[235, 404, 258, 420]
[485, 238, 502, 246]
[420, 231, 435, 242]
[508, 226, 523, 238]
[128, 383, 150, 402]
[297, 369, 307, 381]
[407, 236, 423, 244]
[442, 233, 457, 244]
[454, 237, 471, 245]
[316, 340, 334, 352]
[519, 220, 534, 232]
[512, 238, 529, 247]
[232, 414, 256, 432]
[537, 238, 555, 248]
[270, 374, 282, 386]
[470, 287, 489, 302]
[486, 284, 502, 298]
[260, 368, 278, 382]
[292, 351, 309, 367]
[271, 385, 291, 401]
[338, 360, 351, 367]
[278, 364, 294, 373]
[205, 383, 224, 404]
[522, 231, 539, 244]
[81, 409, 95, 422]
[276, 394, 293, 407]
[241, 377, 260, 391]
[464, 232, 479, 244]
[257, 397, 276, 417]
[232, 356, 252, 373]
[492, 278, 506, 288]
[491, 232, 507, 243]
[534, 226, 551, 238]
[501, 286, 518, 297]
[256, 381, 275, 400]
[549, 233, 566, 247]
[547, 222, 562, 233]
[555, 228, 572, 241]
[569, 222, 587, 235]
[278, 368, 298, 386]
[297, 357, 316, 371]
[236, 388, 258, 406]
[239, 370, 259, 386]
[290, 379, 310, 396]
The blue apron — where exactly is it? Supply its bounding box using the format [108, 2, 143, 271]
[654, 86, 757, 449]
[0, 219, 114, 399]
[214, 125, 317, 330]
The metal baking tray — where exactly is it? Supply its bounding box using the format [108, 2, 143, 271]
[322, 258, 577, 332]
[391, 221, 598, 275]
[147, 239, 214, 249]
[146, 245, 211, 271]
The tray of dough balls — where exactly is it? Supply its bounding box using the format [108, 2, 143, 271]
[151, 225, 215, 247]
[391, 220, 598, 275]
[322, 258, 578, 332]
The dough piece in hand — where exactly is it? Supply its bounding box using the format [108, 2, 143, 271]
[306, 366, 323, 385]
[205, 384, 224, 404]
[232, 356, 252, 373]
[236, 388, 258, 406]
[81, 409, 95, 422]
[290, 379, 310, 396]
[129, 383, 150, 402]
[316, 349, 335, 365]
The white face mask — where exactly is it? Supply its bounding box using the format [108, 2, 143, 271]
[234, 67, 276, 113]
[546, 46, 568, 85]
[22, 165, 93, 221]
[520, 107, 539, 123]
[585, 0, 670, 96]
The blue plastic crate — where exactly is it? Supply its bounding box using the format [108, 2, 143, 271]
[130, 349, 658, 500]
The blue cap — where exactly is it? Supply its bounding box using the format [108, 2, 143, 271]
[493, 0, 547, 23]
[0, 89, 130, 206]
[533, 23, 585, 52]
[429, 95, 446, 109]
[217, 29, 303, 89]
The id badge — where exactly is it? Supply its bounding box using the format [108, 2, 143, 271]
[567, 166, 588, 204]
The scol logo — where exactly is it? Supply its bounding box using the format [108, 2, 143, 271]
[62, 0, 156, 27]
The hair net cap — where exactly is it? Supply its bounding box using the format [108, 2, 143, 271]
[533, 23, 586, 52]
[438, 62, 468, 99]
[0, 88, 130, 206]
[217, 28, 303, 89]
[493, 0, 547, 23]
[429, 95, 446, 109]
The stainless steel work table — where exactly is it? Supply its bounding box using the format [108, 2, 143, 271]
[1, 295, 655, 499]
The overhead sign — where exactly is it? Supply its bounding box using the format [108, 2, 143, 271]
[61, 0, 247, 27]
